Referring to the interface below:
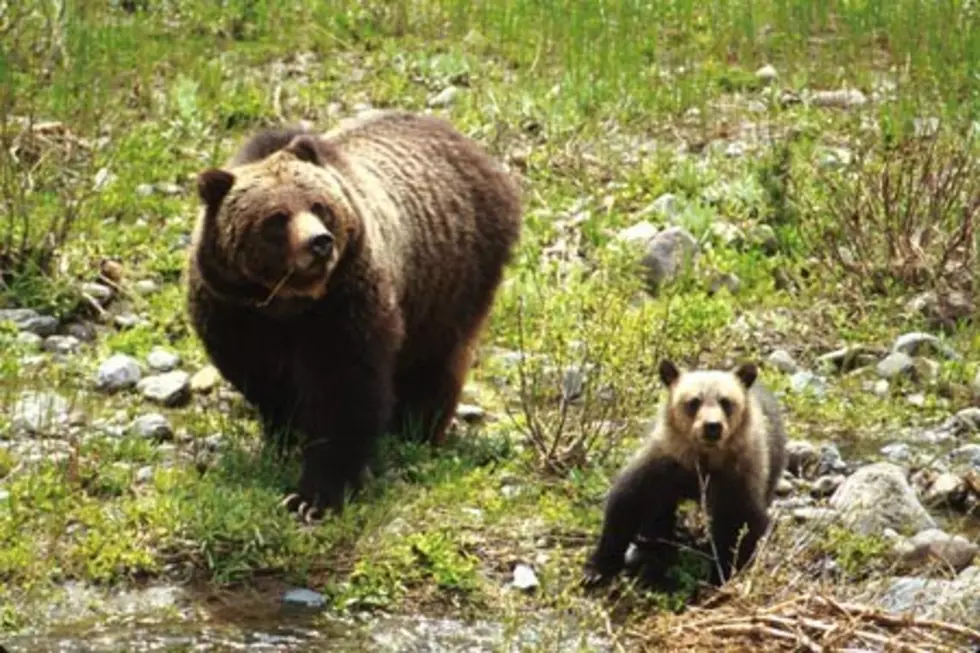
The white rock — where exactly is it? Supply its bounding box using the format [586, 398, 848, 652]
[146, 347, 181, 373]
[511, 563, 539, 591]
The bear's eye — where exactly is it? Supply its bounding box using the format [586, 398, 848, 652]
[719, 398, 734, 416]
[310, 202, 331, 219]
[684, 398, 701, 416]
[260, 212, 289, 237]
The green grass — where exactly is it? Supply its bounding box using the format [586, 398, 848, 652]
[1, 0, 979, 648]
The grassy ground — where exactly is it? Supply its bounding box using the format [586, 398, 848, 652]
[1, 0, 979, 649]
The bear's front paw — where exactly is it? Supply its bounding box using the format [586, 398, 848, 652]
[279, 476, 350, 523]
[579, 554, 619, 590]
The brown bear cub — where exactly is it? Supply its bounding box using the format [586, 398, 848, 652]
[582, 359, 787, 588]
[186, 110, 523, 519]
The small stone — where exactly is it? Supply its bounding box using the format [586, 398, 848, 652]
[96, 354, 143, 392]
[872, 379, 890, 397]
[146, 347, 181, 373]
[902, 529, 978, 573]
[755, 64, 778, 84]
[876, 352, 916, 381]
[135, 183, 155, 197]
[64, 322, 97, 342]
[810, 88, 868, 109]
[647, 193, 680, 220]
[789, 371, 827, 397]
[80, 282, 113, 303]
[455, 404, 485, 425]
[892, 332, 960, 361]
[427, 86, 460, 108]
[811, 474, 845, 497]
[785, 440, 819, 477]
[11, 391, 70, 435]
[133, 279, 159, 296]
[20, 315, 58, 337]
[130, 413, 174, 441]
[775, 477, 794, 496]
[724, 141, 746, 158]
[641, 226, 699, 292]
[137, 371, 191, 407]
[766, 349, 800, 374]
[281, 588, 326, 610]
[157, 182, 182, 196]
[15, 332, 43, 350]
[708, 272, 741, 295]
[881, 443, 912, 463]
[0, 308, 40, 329]
[511, 563, 539, 591]
[615, 221, 659, 247]
[817, 443, 847, 476]
[817, 346, 879, 374]
[114, 313, 142, 329]
[818, 147, 853, 170]
[923, 473, 967, 508]
[189, 365, 221, 394]
[747, 224, 779, 255]
[43, 335, 80, 355]
[135, 466, 154, 484]
[948, 444, 980, 471]
[906, 393, 926, 407]
[829, 462, 937, 537]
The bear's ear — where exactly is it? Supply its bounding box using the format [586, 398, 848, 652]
[197, 169, 235, 208]
[285, 134, 325, 166]
[658, 359, 681, 388]
[734, 362, 758, 389]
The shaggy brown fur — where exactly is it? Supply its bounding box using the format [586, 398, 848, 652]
[186, 109, 523, 519]
[582, 359, 787, 588]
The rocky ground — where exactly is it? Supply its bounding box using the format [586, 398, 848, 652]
[1, 3, 980, 651]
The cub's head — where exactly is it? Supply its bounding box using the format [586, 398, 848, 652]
[658, 359, 758, 449]
[191, 135, 353, 306]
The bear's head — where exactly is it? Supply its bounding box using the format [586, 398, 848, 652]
[658, 358, 757, 450]
[191, 135, 354, 307]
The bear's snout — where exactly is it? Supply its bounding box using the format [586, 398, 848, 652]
[701, 421, 723, 443]
[307, 233, 334, 261]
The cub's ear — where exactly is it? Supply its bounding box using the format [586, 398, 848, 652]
[285, 134, 325, 166]
[734, 362, 758, 389]
[197, 169, 235, 208]
[658, 359, 681, 388]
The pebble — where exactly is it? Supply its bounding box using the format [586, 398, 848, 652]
[133, 280, 159, 296]
[11, 391, 70, 435]
[880, 442, 912, 463]
[875, 352, 916, 381]
[130, 413, 174, 441]
[135, 466, 154, 484]
[816, 443, 847, 476]
[114, 312, 142, 329]
[511, 563, 540, 591]
[810, 88, 868, 109]
[427, 86, 460, 108]
[65, 322, 97, 342]
[455, 404, 486, 425]
[80, 282, 113, 303]
[766, 349, 799, 374]
[615, 221, 658, 247]
[146, 347, 181, 373]
[137, 371, 191, 407]
[281, 588, 326, 609]
[902, 529, 978, 573]
[641, 226, 699, 291]
[0, 309, 58, 336]
[923, 473, 966, 508]
[96, 354, 143, 392]
[189, 365, 221, 393]
[43, 335, 80, 355]
[755, 64, 778, 84]
[15, 332, 43, 350]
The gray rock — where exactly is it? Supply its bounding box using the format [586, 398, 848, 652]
[785, 440, 819, 477]
[11, 391, 70, 435]
[80, 282, 113, 303]
[829, 462, 937, 536]
[427, 86, 459, 108]
[15, 331, 43, 350]
[641, 226, 699, 291]
[876, 352, 916, 381]
[0, 308, 58, 336]
[96, 354, 143, 392]
[892, 332, 960, 361]
[135, 466, 154, 484]
[817, 346, 879, 374]
[881, 442, 913, 463]
[900, 529, 978, 573]
[137, 371, 191, 407]
[455, 404, 486, 425]
[789, 371, 827, 397]
[766, 349, 800, 374]
[923, 473, 967, 508]
[812, 474, 845, 497]
[615, 221, 658, 247]
[810, 88, 868, 109]
[130, 413, 173, 441]
[281, 588, 326, 609]
[64, 322, 97, 342]
[511, 563, 539, 591]
[916, 408, 980, 445]
[865, 568, 980, 627]
[43, 335, 80, 355]
[948, 444, 980, 471]
[146, 347, 181, 373]
[133, 279, 159, 296]
[817, 443, 847, 476]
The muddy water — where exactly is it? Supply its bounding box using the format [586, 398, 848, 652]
[1, 582, 610, 652]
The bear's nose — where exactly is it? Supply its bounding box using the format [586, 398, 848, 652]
[307, 233, 334, 260]
[702, 421, 723, 443]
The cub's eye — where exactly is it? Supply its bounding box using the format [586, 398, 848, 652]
[260, 212, 289, 237]
[719, 398, 734, 416]
[684, 398, 701, 416]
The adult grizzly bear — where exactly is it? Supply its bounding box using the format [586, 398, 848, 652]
[186, 110, 523, 520]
